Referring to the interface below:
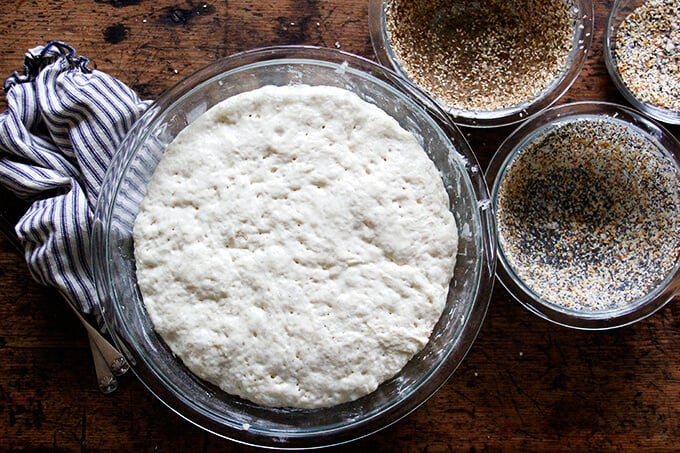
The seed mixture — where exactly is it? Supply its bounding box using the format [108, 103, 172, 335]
[614, 0, 680, 112]
[495, 118, 680, 312]
[384, 0, 576, 112]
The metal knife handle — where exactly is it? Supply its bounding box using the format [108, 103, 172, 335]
[88, 333, 118, 394]
[0, 192, 128, 390]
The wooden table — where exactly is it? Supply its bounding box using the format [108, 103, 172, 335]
[0, 1, 678, 451]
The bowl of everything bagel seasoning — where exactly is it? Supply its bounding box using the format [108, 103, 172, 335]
[368, 0, 593, 127]
[486, 102, 680, 329]
[605, 0, 680, 125]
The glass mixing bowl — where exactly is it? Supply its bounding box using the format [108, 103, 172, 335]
[92, 46, 495, 448]
[368, 0, 593, 128]
[486, 101, 680, 330]
[604, 0, 680, 125]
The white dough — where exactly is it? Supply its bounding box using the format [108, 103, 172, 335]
[133, 85, 458, 409]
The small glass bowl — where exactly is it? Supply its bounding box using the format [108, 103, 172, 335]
[92, 46, 495, 448]
[368, 0, 594, 128]
[604, 0, 680, 125]
[486, 101, 680, 330]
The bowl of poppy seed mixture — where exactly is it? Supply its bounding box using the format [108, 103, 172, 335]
[605, 0, 680, 125]
[368, 0, 593, 127]
[486, 102, 680, 330]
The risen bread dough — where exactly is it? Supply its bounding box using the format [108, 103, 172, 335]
[133, 85, 458, 409]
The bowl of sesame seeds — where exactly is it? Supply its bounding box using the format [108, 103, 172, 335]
[604, 0, 680, 125]
[486, 101, 680, 329]
[368, 0, 593, 127]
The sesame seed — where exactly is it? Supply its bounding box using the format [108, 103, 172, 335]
[384, 0, 576, 112]
[496, 118, 680, 312]
[614, 0, 680, 112]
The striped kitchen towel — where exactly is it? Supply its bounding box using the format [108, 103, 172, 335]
[0, 41, 150, 314]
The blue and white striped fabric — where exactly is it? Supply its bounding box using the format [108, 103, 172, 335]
[0, 41, 149, 314]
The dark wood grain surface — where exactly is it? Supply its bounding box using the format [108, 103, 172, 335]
[0, 1, 678, 451]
